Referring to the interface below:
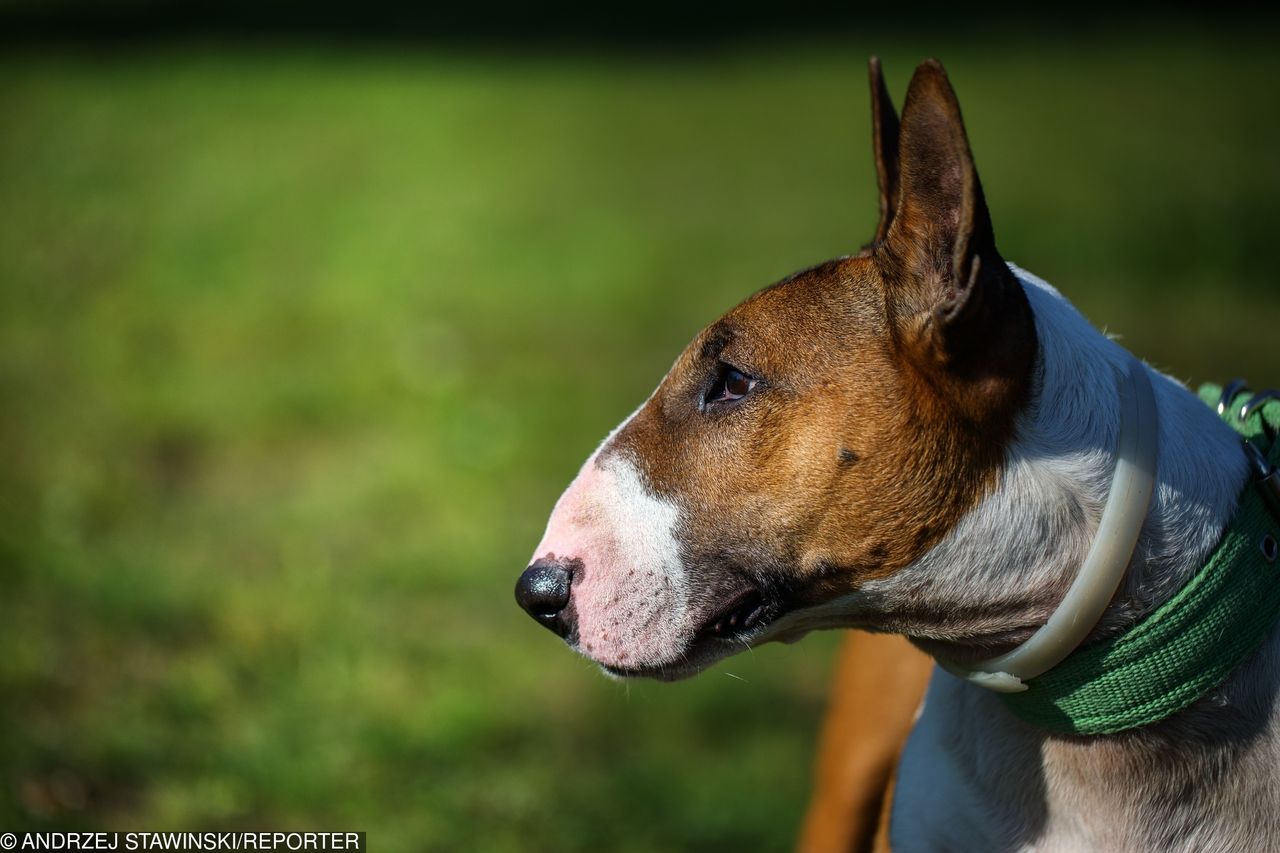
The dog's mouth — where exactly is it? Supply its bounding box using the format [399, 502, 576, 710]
[599, 585, 783, 681]
[698, 586, 774, 639]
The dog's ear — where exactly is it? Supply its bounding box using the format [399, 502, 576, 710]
[868, 56, 900, 246]
[879, 59, 1035, 420]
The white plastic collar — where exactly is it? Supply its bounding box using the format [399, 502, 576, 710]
[941, 357, 1159, 693]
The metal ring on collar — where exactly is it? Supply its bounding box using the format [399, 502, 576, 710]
[1240, 389, 1280, 423]
[1218, 378, 1250, 417]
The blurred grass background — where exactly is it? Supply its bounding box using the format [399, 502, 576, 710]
[2, 15, 1279, 852]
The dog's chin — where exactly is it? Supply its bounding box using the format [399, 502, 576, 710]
[595, 638, 740, 681]
[599, 661, 702, 682]
[592, 618, 784, 682]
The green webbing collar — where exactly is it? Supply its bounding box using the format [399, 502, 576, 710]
[996, 383, 1280, 735]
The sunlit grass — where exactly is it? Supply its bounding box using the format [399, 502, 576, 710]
[1, 32, 1277, 851]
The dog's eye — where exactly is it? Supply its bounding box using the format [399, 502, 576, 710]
[706, 367, 757, 405]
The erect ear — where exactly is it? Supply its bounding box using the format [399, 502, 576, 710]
[868, 56, 900, 246]
[879, 59, 1036, 419]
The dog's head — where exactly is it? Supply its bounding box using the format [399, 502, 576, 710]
[516, 59, 1038, 679]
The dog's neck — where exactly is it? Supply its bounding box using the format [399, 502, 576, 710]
[863, 266, 1251, 662]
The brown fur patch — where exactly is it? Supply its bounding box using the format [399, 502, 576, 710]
[597, 59, 1037, 621]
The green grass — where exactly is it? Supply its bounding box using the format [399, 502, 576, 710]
[1, 32, 1278, 851]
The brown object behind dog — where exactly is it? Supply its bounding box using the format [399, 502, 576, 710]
[797, 632, 932, 853]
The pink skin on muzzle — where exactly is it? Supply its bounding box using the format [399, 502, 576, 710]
[530, 451, 690, 670]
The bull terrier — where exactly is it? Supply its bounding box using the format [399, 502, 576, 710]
[515, 57, 1280, 850]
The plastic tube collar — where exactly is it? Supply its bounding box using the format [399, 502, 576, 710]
[942, 357, 1159, 693]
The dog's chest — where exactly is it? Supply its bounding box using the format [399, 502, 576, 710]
[891, 651, 1280, 852]
[891, 668, 1047, 850]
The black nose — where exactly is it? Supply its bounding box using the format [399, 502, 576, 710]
[515, 559, 576, 638]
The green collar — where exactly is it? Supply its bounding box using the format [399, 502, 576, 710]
[997, 383, 1280, 735]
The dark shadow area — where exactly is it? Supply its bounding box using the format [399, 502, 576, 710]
[1, 0, 1275, 50]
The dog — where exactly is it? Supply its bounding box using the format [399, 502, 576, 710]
[515, 57, 1280, 850]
